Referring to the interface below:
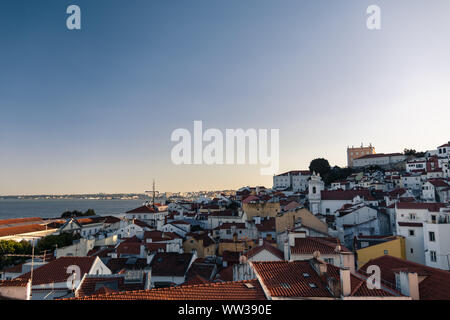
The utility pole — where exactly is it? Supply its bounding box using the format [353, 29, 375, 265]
[29, 239, 35, 299]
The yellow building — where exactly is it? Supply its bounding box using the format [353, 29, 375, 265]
[218, 239, 256, 256]
[183, 233, 217, 258]
[347, 144, 375, 167]
[355, 235, 406, 268]
[275, 207, 328, 234]
[242, 202, 281, 221]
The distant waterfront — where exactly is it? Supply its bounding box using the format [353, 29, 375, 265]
[0, 199, 146, 220]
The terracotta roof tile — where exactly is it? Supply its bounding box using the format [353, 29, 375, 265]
[321, 190, 375, 201]
[64, 279, 265, 300]
[245, 242, 284, 260]
[17, 257, 97, 285]
[252, 261, 332, 298]
[396, 202, 447, 212]
[398, 222, 423, 227]
[0, 279, 29, 287]
[76, 274, 145, 297]
[291, 237, 351, 255]
[151, 253, 193, 277]
[0, 224, 50, 237]
[126, 205, 158, 214]
[0, 217, 44, 227]
[359, 255, 450, 300]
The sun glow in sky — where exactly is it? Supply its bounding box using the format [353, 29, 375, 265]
[0, 0, 449, 195]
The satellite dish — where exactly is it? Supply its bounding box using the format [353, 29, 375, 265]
[313, 251, 321, 259]
[335, 245, 341, 253]
[239, 255, 248, 264]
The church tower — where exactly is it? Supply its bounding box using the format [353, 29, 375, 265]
[308, 172, 324, 215]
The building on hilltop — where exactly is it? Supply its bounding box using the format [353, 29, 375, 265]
[347, 144, 375, 167]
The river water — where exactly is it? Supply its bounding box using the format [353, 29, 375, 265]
[0, 199, 146, 220]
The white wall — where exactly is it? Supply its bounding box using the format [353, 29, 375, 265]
[0, 281, 31, 300]
[424, 223, 450, 270]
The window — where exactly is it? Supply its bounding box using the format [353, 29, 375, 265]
[395, 274, 401, 290]
[410, 248, 414, 254]
[384, 250, 389, 255]
[409, 230, 415, 236]
[324, 258, 334, 264]
[430, 251, 437, 262]
[326, 208, 330, 214]
[429, 232, 435, 242]
[409, 213, 416, 220]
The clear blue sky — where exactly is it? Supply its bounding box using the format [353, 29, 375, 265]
[0, 0, 449, 195]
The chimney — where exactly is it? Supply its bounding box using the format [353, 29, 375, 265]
[340, 268, 351, 297]
[339, 251, 356, 274]
[396, 271, 420, 300]
[288, 232, 306, 247]
[318, 262, 327, 276]
[408, 273, 420, 300]
[327, 277, 341, 298]
[145, 269, 152, 290]
[284, 241, 290, 261]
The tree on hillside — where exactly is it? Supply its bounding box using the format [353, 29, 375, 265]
[404, 148, 426, 158]
[323, 166, 355, 185]
[309, 158, 331, 177]
[36, 233, 80, 254]
[0, 240, 33, 270]
[61, 209, 96, 219]
[226, 201, 240, 215]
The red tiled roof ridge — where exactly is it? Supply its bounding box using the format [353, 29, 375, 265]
[0, 279, 29, 287]
[61, 279, 265, 300]
[17, 256, 97, 285]
[245, 242, 284, 260]
[0, 224, 52, 238]
[0, 217, 44, 227]
[362, 255, 450, 278]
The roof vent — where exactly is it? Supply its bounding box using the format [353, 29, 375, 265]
[280, 283, 290, 289]
[244, 283, 254, 289]
[309, 283, 317, 288]
[303, 273, 310, 278]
